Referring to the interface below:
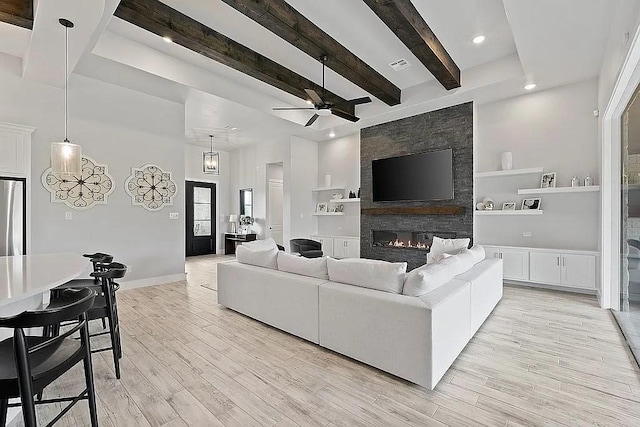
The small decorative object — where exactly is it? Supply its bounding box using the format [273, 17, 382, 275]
[501, 152, 513, 171]
[316, 202, 327, 213]
[324, 174, 332, 187]
[502, 202, 517, 211]
[42, 156, 115, 210]
[239, 215, 254, 233]
[229, 214, 238, 233]
[584, 175, 593, 186]
[357, 188, 361, 198]
[348, 191, 356, 199]
[522, 198, 541, 210]
[476, 202, 485, 210]
[331, 193, 343, 200]
[571, 176, 580, 187]
[482, 197, 494, 210]
[328, 205, 336, 213]
[335, 204, 344, 213]
[541, 172, 556, 188]
[125, 164, 177, 211]
[203, 134, 220, 175]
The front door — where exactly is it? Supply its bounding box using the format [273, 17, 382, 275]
[186, 181, 216, 257]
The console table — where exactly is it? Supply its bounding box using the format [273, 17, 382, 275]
[224, 233, 257, 255]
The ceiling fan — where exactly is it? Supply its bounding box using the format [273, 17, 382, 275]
[273, 55, 372, 127]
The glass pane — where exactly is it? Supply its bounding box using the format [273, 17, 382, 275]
[243, 191, 252, 205]
[194, 204, 211, 221]
[194, 221, 211, 236]
[194, 187, 211, 204]
[244, 203, 253, 218]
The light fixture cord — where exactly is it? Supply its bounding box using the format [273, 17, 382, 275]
[210, 135, 213, 152]
[64, 23, 69, 142]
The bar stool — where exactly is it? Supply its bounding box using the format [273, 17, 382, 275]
[0, 288, 99, 427]
[48, 263, 126, 379]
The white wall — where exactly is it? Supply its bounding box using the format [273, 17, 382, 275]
[316, 133, 360, 237]
[185, 144, 230, 252]
[476, 79, 600, 250]
[0, 56, 186, 282]
[290, 137, 318, 241]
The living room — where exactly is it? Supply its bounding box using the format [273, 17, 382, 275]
[1, 0, 640, 426]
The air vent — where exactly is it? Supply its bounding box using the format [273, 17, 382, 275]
[389, 58, 410, 71]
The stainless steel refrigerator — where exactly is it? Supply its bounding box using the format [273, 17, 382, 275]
[0, 178, 25, 256]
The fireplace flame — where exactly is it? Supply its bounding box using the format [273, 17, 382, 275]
[388, 239, 428, 249]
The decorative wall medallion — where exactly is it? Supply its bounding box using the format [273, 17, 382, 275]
[41, 156, 115, 210]
[124, 164, 177, 211]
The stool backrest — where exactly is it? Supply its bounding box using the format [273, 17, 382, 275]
[83, 253, 114, 273]
[90, 262, 127, 281]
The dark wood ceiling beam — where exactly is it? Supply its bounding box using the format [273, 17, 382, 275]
[363, 0, 460, 90]
[0, 0, 33, 30]
[115, 0, 354, 115]
[220, 0, 401, 106]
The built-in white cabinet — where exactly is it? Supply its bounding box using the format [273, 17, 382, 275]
[0, 122, 34, 178]
[485, 247, 529, 281]
[484, 245, 598, 292]
[311, 235, 359, 259]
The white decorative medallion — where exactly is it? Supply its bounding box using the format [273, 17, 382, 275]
[124, 164, 177, 211]
[41, 156, 115, 210]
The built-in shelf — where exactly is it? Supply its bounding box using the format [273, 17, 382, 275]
[328, 198, 360, 204]
[518, 186, 600, 195]
[475, 210, 543, 216]
[312, 186, 345, 192]
[475, 167, 544, 178]
[312, 212, 345, 216]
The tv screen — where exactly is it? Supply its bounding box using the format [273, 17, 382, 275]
[372, 149, 454, 202]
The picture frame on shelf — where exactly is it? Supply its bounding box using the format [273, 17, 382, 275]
[328, 205, 336, 213]
[335, 204, 344, 213]
[522, 198, 542, 210]
[316, 202, 327, 213]
[541, 172, 556, 188]
[502, 202, 517, 211]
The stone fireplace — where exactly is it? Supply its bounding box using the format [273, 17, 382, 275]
[371, 230, 457, 251]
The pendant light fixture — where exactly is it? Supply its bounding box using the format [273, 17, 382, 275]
[203, 134, 220, 175]
[51, 18, 82, 175]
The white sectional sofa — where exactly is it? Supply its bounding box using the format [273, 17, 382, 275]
[217, 240, 503, 390]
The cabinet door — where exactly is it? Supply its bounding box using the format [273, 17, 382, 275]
[333, 238, 346, 259]
[484, 247, 502, 261]
[501, 249, 530, 281]
[344, 238, 360, 258]
[561, 254, 596, 289]
[529, 252, 562, 285]
[316, 237, 333, 257]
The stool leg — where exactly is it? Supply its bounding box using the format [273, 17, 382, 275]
[105, 293, 120, 379]
[101, 318, 106, 330]
[80, 315, 99, 426]
[0, 399, 7, 427]
[15, 330, 37, 427]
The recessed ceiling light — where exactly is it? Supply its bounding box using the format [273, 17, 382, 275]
[329, 131, 336, 138]
[162, 36, 173, 43]
[231, 127, 238, 131]
[472, 35, 486, 45]
[524, 83, 537, 91]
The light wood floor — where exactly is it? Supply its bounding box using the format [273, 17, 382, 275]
[17, 280, 640, 426]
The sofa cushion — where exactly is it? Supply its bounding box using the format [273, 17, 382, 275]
[428, 236, 471, 264]
[469, 245, 486, 264]
[242, 238, 278, 251]
[327, 258, 407, 294]
[402, 262, 458, 296]
[451, 249, 476, 275]
[277, 252, 329, 280]
[236, 245, 278, 269]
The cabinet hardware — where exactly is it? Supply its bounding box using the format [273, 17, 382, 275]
[557, 257, 560, 266]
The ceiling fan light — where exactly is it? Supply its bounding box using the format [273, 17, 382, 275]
[317, 108, 332, 117]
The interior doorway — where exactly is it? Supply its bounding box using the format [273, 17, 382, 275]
[266, 163, 284, 246]
[185, 181, 217, 257]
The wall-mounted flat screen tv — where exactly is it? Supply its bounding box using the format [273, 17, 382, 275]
[372, 149, 454, 202]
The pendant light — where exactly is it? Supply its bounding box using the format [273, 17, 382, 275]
[203, 134, 220, 175]
[51, 18, 82, 175]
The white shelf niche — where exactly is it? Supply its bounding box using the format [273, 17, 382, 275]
[475, 167, 544, 178]
[312, 212, 345, 216]
[517, 186, 600, 195]
[328, 198, 360, 204]
[312, 186, 346, 192]
[475, 210, 543, 216]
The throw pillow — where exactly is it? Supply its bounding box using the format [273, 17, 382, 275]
[277, 252, 329, 280]
[327, 258, 407, 294]
[427, 236, 471, 264]
[402, 262, 457, 297]
[468, 245, 486, 264]
[236, 245, 278, 269]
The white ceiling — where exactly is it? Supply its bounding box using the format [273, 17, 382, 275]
[0, 0, 623, 149]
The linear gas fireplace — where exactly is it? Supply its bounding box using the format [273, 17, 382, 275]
[371, 230, 457, 251]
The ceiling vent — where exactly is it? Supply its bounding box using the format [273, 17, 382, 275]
[389, 58, 410, 71]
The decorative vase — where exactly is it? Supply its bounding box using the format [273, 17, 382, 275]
[571, 176, 580, 187]
[476, 202, 485, 211]
[584, 175, 593, 186]
[501, 152, 513, 171]
[324, 174, 332, 187]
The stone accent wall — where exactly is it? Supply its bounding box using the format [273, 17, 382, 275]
[360, 102, 474, 270]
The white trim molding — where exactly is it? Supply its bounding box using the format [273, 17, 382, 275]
[601, 23, 640, 309]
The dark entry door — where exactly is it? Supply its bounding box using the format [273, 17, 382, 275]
[186, 181, 216, 257]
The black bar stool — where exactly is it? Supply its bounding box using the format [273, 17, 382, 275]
[0, 288, 99, 427]
[48, 263, 127, 379]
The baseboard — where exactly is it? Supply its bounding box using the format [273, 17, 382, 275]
[504, 280, 597, 295]
[119, 273, 186, 290]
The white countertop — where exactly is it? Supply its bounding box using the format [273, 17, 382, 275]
[0, 253, 88, 308]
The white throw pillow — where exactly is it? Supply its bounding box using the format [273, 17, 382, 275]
[428, 236, 471, 264]
[403, 262, 457, 297]
[277, 252, 329, 280]
[468, 245, 486, 264]
[327, 258, 407, 294]
[241, 238, 278, 251]
[451, 249, 476, 275]
[236, 245, 278, 269]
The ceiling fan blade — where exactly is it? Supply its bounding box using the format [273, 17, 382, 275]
[331, 108, 360, 123]
[273, 107, 316, 111]
[333, 97, 372, 108]
[305, 89, 323, 105]
[305, 114, 320, 127]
